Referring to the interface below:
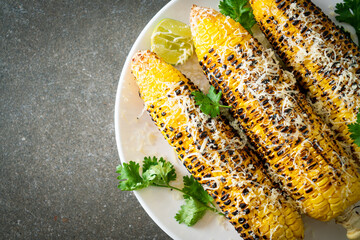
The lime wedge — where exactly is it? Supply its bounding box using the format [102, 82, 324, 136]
[151, 18, 194, 65]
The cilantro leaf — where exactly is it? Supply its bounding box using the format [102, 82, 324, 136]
[142, 158, 177, 185]
[349, 124, 360, 146]
[348, 108, 360, 146]
[116, 156, 222, 227]
[182, 176, 213, 205]
[335, 0, 360, 41]
[192, 86, 231, 118]
[116, 161, 149, 191]
[175, 197, 208, 226]
[219, 0, 257, 34]
[143, 156, 161, 173]
[207, 85, 222, 103]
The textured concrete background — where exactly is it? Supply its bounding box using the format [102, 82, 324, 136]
[1, 0, 172, 239]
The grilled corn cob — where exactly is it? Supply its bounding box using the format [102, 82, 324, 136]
[190, 5, 360, 222]
[249, 0, 360, 163]
[131, 50, 304, 239]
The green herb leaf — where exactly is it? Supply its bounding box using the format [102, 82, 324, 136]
[335, 0, 360, 41]
[174, 197, 208, 226]
[348, 108, 360, 146]
[192, 86, 231, 118]
[219, 0, 257, 34]
[142, 157, 177, 185]
[143, 156, 162, 173]
[116, 157, 222, 227]
[116, 161, 149, 191]
[182, 176, 213, 205]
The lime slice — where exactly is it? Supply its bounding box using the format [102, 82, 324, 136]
[151, 18, 194, 65]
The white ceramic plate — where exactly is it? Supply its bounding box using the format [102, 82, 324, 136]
[114, 1, 355, 239]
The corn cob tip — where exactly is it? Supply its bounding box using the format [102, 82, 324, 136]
[190, 5, 201, 29]
[131, 50, 162, 76]
[131, 50, 145, 68]
[190, 5, 218, 32]
[132, 50, 151, 65]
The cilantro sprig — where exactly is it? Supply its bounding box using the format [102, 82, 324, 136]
[335, 0, 360, 41]
[219, 0, 257, 34]
[117, 156, 222, 226]
[191, 86, 231, 118]
[348, 108, 360, 146]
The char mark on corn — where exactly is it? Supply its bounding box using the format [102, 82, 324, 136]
[132, 50, 304, 239]
[190, 5, 360, 222]
[249, 0, 360, 163]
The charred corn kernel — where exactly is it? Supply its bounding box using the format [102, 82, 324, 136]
[190, 5, 360, 222]
[131, 50, 304, 240]
[249, 0, 360, 163]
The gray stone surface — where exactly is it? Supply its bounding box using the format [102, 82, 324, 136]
[1, 0, 172, 239]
